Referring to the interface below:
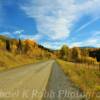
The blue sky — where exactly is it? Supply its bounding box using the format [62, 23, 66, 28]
[0, 0, 100, 49]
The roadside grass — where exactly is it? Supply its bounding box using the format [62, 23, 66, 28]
[57, 59, 100, 100]
[0, 50, 48, 72]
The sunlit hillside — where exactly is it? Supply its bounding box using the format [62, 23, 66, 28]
[0, 35, 55, 71]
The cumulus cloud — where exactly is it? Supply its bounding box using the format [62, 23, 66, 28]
[20, 0, 100, 41]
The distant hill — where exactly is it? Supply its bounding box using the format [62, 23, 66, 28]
[80, 46, 98, 49]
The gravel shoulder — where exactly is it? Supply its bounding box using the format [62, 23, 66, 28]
[43, 61, 86, 100]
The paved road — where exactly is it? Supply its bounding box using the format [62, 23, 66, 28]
[0, 60, 54, 100]
[0, 60, 86, 100]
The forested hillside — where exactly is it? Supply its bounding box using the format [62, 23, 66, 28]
[0, 35, 55, 71]
[55, 45, 100, 65]
[0, 35, 100, 71]
[0, 35, 54, 58]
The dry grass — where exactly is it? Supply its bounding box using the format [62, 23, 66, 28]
[0, 50, 45, 71]
[57, 59, 100, 100]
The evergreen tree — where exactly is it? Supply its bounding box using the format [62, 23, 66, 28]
[17, 39, 22, 54]
[6, 39, 11, 51]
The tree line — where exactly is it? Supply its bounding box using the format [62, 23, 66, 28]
[0, 37, 54, 59]
[0, 35, 99, 65]
[55, 45, 100, 66]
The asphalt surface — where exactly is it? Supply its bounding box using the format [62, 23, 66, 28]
[0, 60, 54, 100]
[0, 60, 86, 100]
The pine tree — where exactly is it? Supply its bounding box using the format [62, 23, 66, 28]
[6, 39, 11, 51]
[17, 39, 22, 54]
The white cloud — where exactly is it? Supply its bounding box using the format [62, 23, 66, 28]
[0, 30, 24, 35]
[0, 30, 42, 41]
[75, 17, 100, 33]
[14, 30, 24, 35]
[69, 30, 100, 47]
[94, 31, 100, 36]
[69, 39, 98, 48]
[20, 34, 42, 41]
[42, 41, 68, 49]
[0, 30, 24, 37]
[69, 42, 82, 47]
[95, 44, 100, 47]
[20, 0, 100, 41]
[0, 32, 11, 35]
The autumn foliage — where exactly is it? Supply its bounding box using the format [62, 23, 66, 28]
[0, 36, 54, 59]
[58, 45, 100, 65]
[0, 35, 99, 64]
